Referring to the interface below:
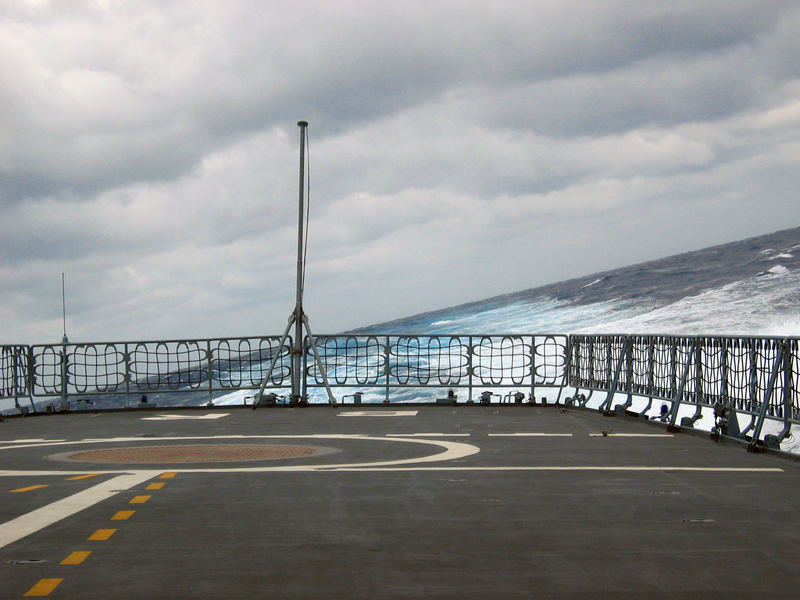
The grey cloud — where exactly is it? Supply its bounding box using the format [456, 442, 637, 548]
[4, 1, 794, 203]
[2, 0, 800, 342]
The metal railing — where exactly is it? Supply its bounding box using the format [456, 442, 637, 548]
[1, 337, 291, 411]
[1, 334, 568, 409]
[3, 332, 799, 451]
[567, 334, 799, 449]
[307, 334, 567, 403]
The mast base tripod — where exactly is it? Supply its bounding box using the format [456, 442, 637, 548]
[253, 311, 337, 408]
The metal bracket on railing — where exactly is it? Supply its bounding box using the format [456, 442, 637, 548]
[565, 390, 590, 407]
[502, 391, 526, 404]
[555, 336, 572, 405]
[666, 340, 696, 431]
[436, 389, 458, 405]
[479, 391, 500, 405]
[599, 337, 632, 415]
[767, 341, 795, 447]
[749, 341, 786, 452]
[342, 392, 363, 405]
[681, 341, 705, 428]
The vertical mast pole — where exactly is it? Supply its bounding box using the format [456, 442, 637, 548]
[255, 120, 335, 408]
[293, 121, 308, 404]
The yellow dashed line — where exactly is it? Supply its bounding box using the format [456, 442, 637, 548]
[10, 484, 48, 493]
[88, 529, 116, 541]
[22, 474, 172, 595]
[111, 510, 135, 521]
[24, 578, 63, 597]
[60, 551, 91, 565]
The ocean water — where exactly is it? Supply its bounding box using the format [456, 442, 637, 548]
[353, 226, 800, 337]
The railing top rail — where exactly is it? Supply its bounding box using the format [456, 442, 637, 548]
[24, 334, 283, 348]
[570, 333, 800, 341]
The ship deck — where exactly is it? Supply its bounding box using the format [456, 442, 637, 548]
[1, 404, 798, 598]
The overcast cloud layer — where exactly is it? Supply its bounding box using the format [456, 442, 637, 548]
[2, 0, 800, 343]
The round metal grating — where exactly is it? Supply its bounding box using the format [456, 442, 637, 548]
[60, 444, 320, 464]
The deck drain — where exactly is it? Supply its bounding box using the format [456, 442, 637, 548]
[55, 444, 322, 464]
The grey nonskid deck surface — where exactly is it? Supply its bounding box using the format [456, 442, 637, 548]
[1, 405, 798, 599]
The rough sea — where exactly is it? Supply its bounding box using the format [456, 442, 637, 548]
[354, 225, 800, 337]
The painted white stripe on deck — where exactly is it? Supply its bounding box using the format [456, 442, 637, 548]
[2, 439, 66, 444]
[488, 433, 573, 437]
[588, 433, 674, 437]
[0, 472, 158, 550]
[327, 466, 784, 473]
[0, 464, 783, 478]
[386, 433, 470, 437]
[338, 411, 418, 417]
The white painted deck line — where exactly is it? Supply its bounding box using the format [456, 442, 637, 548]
[0, 471, 159, 550]
[0, 463, 784, 477]
[338, 411, 419, 417]
[1, 439, 66, 444]
[327, 466, 784, 473]
[588, 433, 675, 437]
[386, 433, 470, 437]
[488, 433, 573, 437]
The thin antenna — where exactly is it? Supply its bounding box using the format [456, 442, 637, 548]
[61, 272, 69, 344]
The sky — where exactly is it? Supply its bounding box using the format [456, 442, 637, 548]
[2, 0, 800, 344]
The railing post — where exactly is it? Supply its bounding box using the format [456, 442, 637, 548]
[599, 336, 632, 414]
[749, 341, 758, 413]
[529, 335, 536, 401]
[60, 343, 69, 412]
[696, 340, 704, 405]
[683, 339, 704, 426]
[124, 343, 131, 408]
[721, 338, 729, 407]
[749, 340, 786, 451]
[623, 336, 634, 410]
[26, 346, 36, 413]
[384, 336, 390, 404]
[640, 337, 655, 415]
[555, 335, 571, 404]
[769, 339, 795, 446]
[667, 339, 696, 430]
[566, 335, 576, 389]
[11, 347, 20, 412]
[207, 340, 214, 406]
[468, 336, 474, 403]
[784, 340, 795, 423]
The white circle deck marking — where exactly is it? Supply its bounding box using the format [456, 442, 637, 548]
[0, 434, 480, 473]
